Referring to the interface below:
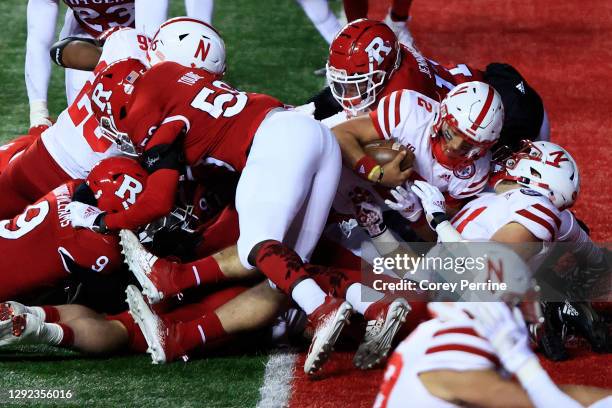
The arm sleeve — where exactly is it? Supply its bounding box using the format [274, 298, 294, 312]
[25, 0, 59, 104]
[104, 168, 179, 230]
[558, 210, 604, 265]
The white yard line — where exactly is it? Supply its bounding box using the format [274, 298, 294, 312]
[256, 350, 298, 408]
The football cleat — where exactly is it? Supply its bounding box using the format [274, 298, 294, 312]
[558, 301, 609, 353]
[304, 297, 353, 375]
[125, 285, 187, 364]
[0, 313, 44, 347]
[354, 297, 411, 369]
[120, 229, 166, 304]
[531, 302, 568, 361]
[0, 301, 28, 321]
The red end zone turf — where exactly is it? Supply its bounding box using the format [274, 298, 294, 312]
[288, 0, 612, 405]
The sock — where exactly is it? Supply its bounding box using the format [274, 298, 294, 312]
[292, 278, 327, 315]
[342, 0, 368, 22]
[297, 0, 342, 44]
[185, 0, 214, 24]
[39, 322, 69, 346]
[176, 312, 226, 353]
[57, 324, 74, 347]
[255, 241, 327, 314]
[254, 241, 310, 294]
[391, 0, 412, 20]
[306, 264, 361, 298]
[41, 306, 60, 322]
[346, 283, 385, 316]
[176, 256, 225, 290]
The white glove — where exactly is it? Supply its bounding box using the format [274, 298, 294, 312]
[67, 201, 105, 232]
[467, 303, 535, 374]
[385, 185, 423, 222]
[410, 180, 447, 230]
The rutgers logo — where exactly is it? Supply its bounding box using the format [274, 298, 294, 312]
[545, 150, 569, 168]
[365, 37, 391, 69]
[91, 83, 113, 113]
[115, 175, 143, 209]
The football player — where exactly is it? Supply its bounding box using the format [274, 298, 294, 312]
[315, 19, 548, 152]
[25, 0, 136, 132]
[68, 58, 358, 375]
[0, 282, 302, 359]
[408, 141, 605, 273]
[332, 81, 504, 241]
[375, 297, 612, 406]
[0, 18, 226, 220]
[0, 156, 150, 302]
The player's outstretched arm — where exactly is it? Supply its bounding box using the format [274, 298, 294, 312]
[419, 369, 535, 408]
[467, 303, 611, 408]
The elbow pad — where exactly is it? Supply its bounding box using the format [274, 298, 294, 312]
[50, 36, 98, 67]
[141, 143, 183, 173]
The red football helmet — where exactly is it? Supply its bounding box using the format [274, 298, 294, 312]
[89, 58, 147, 157]
[326, 19, 400, 115]
[86, 157, 149, 213]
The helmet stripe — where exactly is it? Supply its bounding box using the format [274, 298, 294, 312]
[470, 85, 495, 131]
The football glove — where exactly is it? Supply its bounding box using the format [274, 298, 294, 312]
[384, 185, 423, 222]
[467, 302, 535, 374]
[410, 180, 448, 230]
[66, 201, 107, 233]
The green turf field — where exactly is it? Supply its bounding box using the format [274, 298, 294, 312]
[0, 1, 334, 406]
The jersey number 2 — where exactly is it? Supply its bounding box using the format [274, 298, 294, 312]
[191, 80, 248, 119]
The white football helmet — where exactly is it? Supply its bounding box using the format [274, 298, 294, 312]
[491, 141, 580, 209]
[147, 17, 226, 75]
[434, 81, 504, 160]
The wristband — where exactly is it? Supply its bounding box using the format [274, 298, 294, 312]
[430, 212, 449, 229]
[93, 214, 109, 234]
[354, 156, 380, 182]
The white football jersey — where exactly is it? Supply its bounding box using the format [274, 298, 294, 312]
[41, 28, 148, 179]
[450, 188, 565, 242]
[374, 304, 499, 408]
[370, 89, 490, 200]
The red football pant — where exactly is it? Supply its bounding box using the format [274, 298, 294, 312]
[0, 137, 70, 219]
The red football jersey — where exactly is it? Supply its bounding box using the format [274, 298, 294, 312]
[0, 180, 122, 300]
[378, 46, 485, 104]
[124, 62, 285, 172]
[63, 0, 135, 37]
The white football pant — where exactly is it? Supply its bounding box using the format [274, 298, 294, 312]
[236, 110, 341, 269]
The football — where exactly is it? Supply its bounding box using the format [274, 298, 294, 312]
[363, 139, 415, 171]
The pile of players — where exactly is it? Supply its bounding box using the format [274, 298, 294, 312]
[0, 5, 610, 406]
